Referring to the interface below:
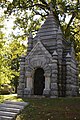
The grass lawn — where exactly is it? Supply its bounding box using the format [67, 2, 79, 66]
[16, 97, 80, 120]
[0, 95, 80, 120]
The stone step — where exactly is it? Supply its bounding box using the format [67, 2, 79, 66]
[0, 103, 24, 109]
[0, 107, 20, 113]
[0, 101, 29, 120]
[5, 100, 28, 106]
[0, 111, 16, 117]
[0, 116, 13, 120]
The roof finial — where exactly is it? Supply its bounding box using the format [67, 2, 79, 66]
[58, 26, 62, 34]
[29, 32, 33, 38]
[38, 35, 41, 41]
[49, 2, 53, 13]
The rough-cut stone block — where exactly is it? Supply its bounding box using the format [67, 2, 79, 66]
[24, 88, 32, 95]
[50, 91, 58, 96]
[51, 78, 57, 83]
[52, 71, 58, 78]
[43, 89, 50, 97]
[51, 83, 58, 90]
[17, 89, 24, 95]
[66, 91, 72, 96]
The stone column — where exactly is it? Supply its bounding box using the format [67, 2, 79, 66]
[66, 53, 79, 97]
[43, 73, 51, 97]
[57, 27, 63, 96]
[66, 53, 72, 96]
[24, 72, 33, 97]
[50, 50, 58, 98]
[17, 55, 25, 97]
[27, 33, 33, 54]
[76, 61, 79, 95]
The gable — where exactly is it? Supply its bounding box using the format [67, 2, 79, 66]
[26, 41, 52, 60]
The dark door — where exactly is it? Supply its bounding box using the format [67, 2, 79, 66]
[34, 68, 45, 95]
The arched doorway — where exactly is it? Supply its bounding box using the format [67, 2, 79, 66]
[34, 68, 45, 95]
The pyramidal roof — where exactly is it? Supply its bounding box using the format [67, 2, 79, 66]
[34, 11, 60, 41]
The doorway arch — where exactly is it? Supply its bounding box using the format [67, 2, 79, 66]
[34, 68, 45, 95]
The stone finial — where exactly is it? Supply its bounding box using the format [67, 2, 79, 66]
[68, 36, 71, 43]
[29, 32, 33, 38]
[57, 26, 63, 40]
[28, 33, 33, 42]
[38, 35, 41, 41]
[20, 54, 25, 62]
[52, 50, 58, 56]
[49, 3, 53, 12]
[66, 53, 71, 58]
[71, 42, 75, 54]
[71, 42, 75, 59]
[71, 42, 74, 47]
[58, 26, 62, 34]
[21, 54, 25, 58]
[27, 32, 33, 54]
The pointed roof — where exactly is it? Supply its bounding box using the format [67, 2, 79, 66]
[34, 11, 59, 41]
[31, 11, 71, 55]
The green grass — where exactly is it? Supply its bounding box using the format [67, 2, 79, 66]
[0, 95, 80, 120]
[16, 97, 80, 120]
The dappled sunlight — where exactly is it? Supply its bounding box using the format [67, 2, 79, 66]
[0, 94, 23, 103]
[16, 98, 80, 120]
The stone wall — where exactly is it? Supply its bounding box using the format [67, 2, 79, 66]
[66, 53, 79, 96]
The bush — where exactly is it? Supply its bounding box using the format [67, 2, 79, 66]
[0, 84, 15, 95]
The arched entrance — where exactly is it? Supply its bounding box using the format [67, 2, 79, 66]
[34, 68, 45, 95]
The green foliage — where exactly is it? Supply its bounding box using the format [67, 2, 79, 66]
[0, 16, 13, 86]
[0, 94, 22, 103]
[0, 14, 26, 92]
[8, 38, 26, 92]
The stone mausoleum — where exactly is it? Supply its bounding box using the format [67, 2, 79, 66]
[17, 11, 79, 98]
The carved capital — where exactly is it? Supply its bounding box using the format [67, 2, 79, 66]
[26, 71, 32, 77]
[44, 73, 51, 77]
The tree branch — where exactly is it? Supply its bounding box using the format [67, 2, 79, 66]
[65, 12, 76, 34]
[32, 9, 48, 17]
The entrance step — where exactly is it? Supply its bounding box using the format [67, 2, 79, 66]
[0, 107, 20, 113]
[0, 103, 24, 109]
[0, 111, 16, 117]
[0, 101, 28, 120]
[0, 116, 13, 120]
[4, 100, 28, 106]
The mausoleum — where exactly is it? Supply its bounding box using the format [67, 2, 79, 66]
[17, 11, 79, 98]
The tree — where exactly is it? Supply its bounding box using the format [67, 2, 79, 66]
[0, 15, 13, 89]
[8, 38, 26, 92]
[0, 13, 26, 93]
